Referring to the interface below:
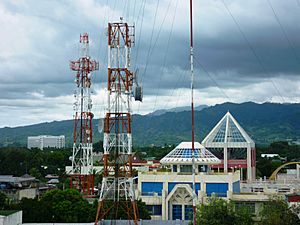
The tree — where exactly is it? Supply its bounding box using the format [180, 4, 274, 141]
[0, 192, 7, 209]
[19, 198, 44, 222]
[40, 189, 93, 222]
[137, 199, 151, 220]
[196, 196, 253, 225]
[29, 167, 42, 180]
[260, 197, 300, 225]
[234, 204, 253, 225]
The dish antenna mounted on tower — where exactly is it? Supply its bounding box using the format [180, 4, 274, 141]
[94, 19, 141, 225]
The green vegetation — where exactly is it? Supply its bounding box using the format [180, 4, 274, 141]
[260, 197, 300, 225]
[196, 196, 300, 225]
[256, 141, 300, 177]
[134, 144, 175, 160]
[0, 192, 8, 210]
[3, 189, 150, 222]
[0, 147, 71, 179]
[2, 102, 300, 146]
[196, 197, 253, 225]
[1, 141, 300, 180]
[0, 210, 19, 216]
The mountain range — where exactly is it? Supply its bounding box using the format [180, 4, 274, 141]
[1, 102, 300, 147]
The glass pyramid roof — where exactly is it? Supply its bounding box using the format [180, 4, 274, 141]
[202, 111, 254, 145]
[160, 142, 221, 165]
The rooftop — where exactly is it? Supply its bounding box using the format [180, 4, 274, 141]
[0, 210, 19, 216]
[160, 142, 221, 165]
[202, 111, 254, 147]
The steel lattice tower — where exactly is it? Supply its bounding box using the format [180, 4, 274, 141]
[95, 21, 140, 224]
[69, 33, 99, 196]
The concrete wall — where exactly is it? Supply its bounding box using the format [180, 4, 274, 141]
[0, 211, 22, 225]
[18, 188, 37, 200]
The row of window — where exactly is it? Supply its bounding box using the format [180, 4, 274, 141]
[141, 182, 230, 197]
[146, 204, 192, 219]
[147, 202, 255, 219]
[173, 165, 208, 173]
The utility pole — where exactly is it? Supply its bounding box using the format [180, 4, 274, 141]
[189, 0, 197, 224]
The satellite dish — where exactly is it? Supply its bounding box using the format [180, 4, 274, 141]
[98, 118, 104, 133]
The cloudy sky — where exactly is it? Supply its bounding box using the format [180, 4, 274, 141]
[1, 0, 300, 127]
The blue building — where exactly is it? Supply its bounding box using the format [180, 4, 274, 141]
[137, 142, 241, 220]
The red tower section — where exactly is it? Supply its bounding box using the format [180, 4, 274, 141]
[69, 33, 99, 197]
[95, 21, 140, 225]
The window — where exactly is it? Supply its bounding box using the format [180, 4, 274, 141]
[233, 181, 240, 193]
[198, 165, 208, 172]
[141, 182, 163, 196]
[184, 205, 193, 220]
[173, 165, 177, 172]
[172, 205, 182, 220]
[168, 182, 200, 194]
[206, 183, 228, 197]
[146, 205, 162, 215]
[180, 165, 192, 173]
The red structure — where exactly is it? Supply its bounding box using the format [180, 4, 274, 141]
[69, 33, 99, 197]
[95, 20, 140, 225]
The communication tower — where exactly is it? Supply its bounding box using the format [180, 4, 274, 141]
[69, 33, 99, 196]
[95, 20, 141, 224]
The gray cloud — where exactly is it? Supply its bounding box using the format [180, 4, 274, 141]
[1, 0, 300, 127]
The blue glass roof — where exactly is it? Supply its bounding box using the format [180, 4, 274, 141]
[160, 142, 220, 165]
[212, 120, 226, 142]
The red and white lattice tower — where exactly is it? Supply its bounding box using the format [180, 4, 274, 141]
[95, 20, 141, 224]
[69, 33, 99, 197]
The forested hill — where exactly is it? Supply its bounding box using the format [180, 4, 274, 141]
[1, 102, 300, 147]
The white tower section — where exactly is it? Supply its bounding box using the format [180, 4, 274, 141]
[95, 21, 140, 224]
[70, 33, 99, 195]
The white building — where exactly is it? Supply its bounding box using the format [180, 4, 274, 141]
[0, 211, 22, 225]
[202, 111, 256, 181]
[27, 135, 65, 150]
[137, 142, 241, 220]
[136, 112, 300, 221]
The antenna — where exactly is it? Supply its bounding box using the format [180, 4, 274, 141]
[189, 0, 197, 224]
[69, 33, 99, 197]
[94, 21, 139, 225]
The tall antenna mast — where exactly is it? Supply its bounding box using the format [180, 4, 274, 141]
[190, 0, 197, 224]
[95, 19, 141, 224]
[69, 33, 99, 196]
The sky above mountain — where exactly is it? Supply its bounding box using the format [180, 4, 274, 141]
[1, 0, 300, 127]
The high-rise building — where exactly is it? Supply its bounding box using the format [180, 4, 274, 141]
[27, 135, 65, 150]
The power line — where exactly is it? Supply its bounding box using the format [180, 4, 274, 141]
[148, 0, 172, 61]
[164, 63, 189, 110]
[140, 0, 160, 84]
[267, 0, 300, 65]
[139, 0, 173, 113]
[132, 0, 137, 21]
[133, 0, 147, 114]
[134, 0, 146, 66]
[152, 0, 179, 112]
[193, 56, 232, 102]
[221, 0, 286, 102]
